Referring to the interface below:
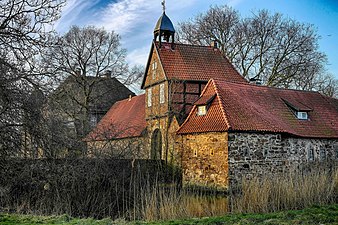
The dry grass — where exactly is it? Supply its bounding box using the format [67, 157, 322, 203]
[126, 185, 229, 221]
[230, 168, 338, 213]
[127, 167, 338, 221]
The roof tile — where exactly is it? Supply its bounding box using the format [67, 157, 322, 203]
[155, 42, 248, 83]
[85, 95, 146, 141]
[178, 79, 338, 138]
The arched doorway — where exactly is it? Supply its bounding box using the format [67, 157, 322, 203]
[151, 129, 162, 160]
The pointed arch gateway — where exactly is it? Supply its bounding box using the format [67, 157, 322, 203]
[151, 129, 162, 160]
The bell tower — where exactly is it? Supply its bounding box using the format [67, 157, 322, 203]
[153, 0, 175, 48]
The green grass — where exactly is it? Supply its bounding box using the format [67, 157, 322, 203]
[1, 204, 337, 225]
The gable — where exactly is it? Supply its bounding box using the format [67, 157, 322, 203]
[177, 82, 229, 134]
[142, 43, 167, 89]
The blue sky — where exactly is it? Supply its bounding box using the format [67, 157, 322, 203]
[55, 0, 338, 79]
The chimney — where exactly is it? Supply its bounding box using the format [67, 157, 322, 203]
[211, 40, 218, 49]
[128, 95, 132, 101]
[104, 70, 112, 78]
[75, 68, 82, 76]
[249, 78, 262, 85]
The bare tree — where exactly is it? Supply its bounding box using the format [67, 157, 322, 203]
[178, 5, 337, 96]
[0, 0, 64, 158]
[43, 26, 141, 156]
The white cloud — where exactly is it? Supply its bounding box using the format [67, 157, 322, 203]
[127, 45, 150, 66]
[90, 0, 196, 66]
[226, 0, 244, 7]
[55, 0, 99, 33]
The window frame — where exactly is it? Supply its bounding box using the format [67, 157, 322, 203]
[319, 149, 326, 161]
[147, 88, 152, 107]
[308, 148, 314, 161]
[152, 61, 157, 80]
[297, 111, 308, 120]
[197, 105, 207, 116]
[159, 83, 165, 104]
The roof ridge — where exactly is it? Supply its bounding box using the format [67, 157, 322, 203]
[115, 94, 145, 104]
[155, 41, 213, 48]
[212, 79, 231, 130]
[213, 78, 324, 94]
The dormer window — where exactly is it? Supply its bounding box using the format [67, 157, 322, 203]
[282, 98, 312, 121]
[297, 111, 308, 120]
[197, 105, 207, 116]
[194, 94, 216, 117]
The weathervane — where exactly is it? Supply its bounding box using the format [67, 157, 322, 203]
[161, 0, 165, 13]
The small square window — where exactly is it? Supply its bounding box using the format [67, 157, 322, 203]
[197, 105, 207, 116]
[297, 111, 308, 120]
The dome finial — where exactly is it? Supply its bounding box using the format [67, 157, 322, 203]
[161, 0, 166, 13]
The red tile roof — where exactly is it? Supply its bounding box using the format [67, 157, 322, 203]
[177, 79, 338, 138]
[85, 95, 146, 141]
[141, 42, 247, 88]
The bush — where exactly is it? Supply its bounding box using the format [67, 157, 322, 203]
[0, 158, 180, 219]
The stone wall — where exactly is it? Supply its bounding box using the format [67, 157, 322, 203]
[180, 132, 228, 189]
[228, 132, 338, 186]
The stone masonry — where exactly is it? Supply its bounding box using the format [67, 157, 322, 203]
[228, 132, 338, 187]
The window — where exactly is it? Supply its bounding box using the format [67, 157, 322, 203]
[160, 83, 165, 104]
[210, 149, 214, 156]
[152, 61, 157, 70]
[197, 105, 207, 116]
[263, 147, 269, 157]
[152, 61, 157, 79]
[147, 88, 152, 107]
[193, 149, 198, 157]
[320, 149, 326, 161]
[282, 99, 311, 121]
[297, 111, 308, 120]
[308, 148, 314, 161]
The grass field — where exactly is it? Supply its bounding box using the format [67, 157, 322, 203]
[1, 204, 337, 225]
